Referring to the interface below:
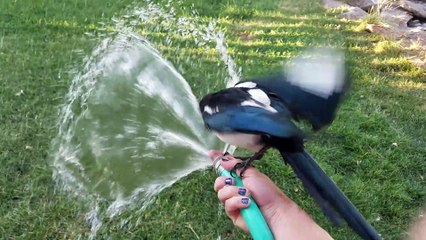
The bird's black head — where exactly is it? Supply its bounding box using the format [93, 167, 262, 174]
[199, 92, 213, 112]
[199, 88, 254, 116]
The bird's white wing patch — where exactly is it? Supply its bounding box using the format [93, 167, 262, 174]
[235, 81, 257, 88]
[247, 89, 271, 106]
[240, 88, 277, 113]
[284, 48, 345, 99]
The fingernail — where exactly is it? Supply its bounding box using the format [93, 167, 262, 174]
[225, 178, 233, 185]
[241, 197, 249, 205]
[221, 157, 229, 162]
[238, 188, 246, 196]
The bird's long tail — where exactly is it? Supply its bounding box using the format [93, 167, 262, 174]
[279, 149, 381, 240]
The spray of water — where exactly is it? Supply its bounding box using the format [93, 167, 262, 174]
[51, 1, 241, 238]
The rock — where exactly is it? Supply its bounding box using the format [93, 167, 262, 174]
[322, 0, 350, 9]
[344, 0, 378, 11]
[408, 19, 422, 27]
[321, 0, 426, 67]
[397, 0, 426, 19]
[338, 6, 369, 19]
[380, 7, 413, 28]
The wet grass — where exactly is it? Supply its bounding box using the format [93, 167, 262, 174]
[1, 0, 425, 239]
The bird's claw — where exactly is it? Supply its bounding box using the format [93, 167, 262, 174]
[231, 160, 252, 178]
[233, 156, 250, 161]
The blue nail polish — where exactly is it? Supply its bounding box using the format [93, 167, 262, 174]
[238, 188, 246, 196]
[241, 197, 249, 205]
[225, 178, 233, 185]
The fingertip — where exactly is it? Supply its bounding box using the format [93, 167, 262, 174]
[208, 150, 223, 161]
[241, 197, 250, 206]
[220, 155, 238, 170]
[221, 160, 258, 179]
[224, 197, 251, 214]
[214, 176, 234, 192]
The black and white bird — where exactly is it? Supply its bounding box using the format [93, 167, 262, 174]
[199, 49, 381, 240]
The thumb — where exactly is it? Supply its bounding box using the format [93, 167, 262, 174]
[220, 154, 258, 179]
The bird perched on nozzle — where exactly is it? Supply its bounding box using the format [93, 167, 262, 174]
[199, 48, 381, 240]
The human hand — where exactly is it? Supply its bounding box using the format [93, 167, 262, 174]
[210, 150, 333, 240]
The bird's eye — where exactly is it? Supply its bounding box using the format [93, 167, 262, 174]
[203, 106, 214, 115]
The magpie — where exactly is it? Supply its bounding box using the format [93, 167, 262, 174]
[199, 49, 381, 240]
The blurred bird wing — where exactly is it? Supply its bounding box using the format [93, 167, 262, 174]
[284, 47, 346, 98]
[248, 48, 348, 130]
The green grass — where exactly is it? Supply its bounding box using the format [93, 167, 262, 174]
[1, 0, 425, 239]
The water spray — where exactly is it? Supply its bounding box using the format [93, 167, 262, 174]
[212, 144, 274, 240]
[52, 1, 250, 238]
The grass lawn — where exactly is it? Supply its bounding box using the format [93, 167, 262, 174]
[1, 0, 425, 239]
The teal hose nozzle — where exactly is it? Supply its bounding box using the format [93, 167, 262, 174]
[212, 145, 274, 240]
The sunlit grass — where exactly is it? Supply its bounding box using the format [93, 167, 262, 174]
[373, 40, 403, 55]
[372, 57, 425, 78]
[391, 81, 426, 90]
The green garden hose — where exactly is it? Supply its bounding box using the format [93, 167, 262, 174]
[212, 144, 274, 240]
